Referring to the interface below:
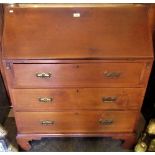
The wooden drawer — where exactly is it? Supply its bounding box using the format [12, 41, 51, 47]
[11, 88, 144, 111]
[3, 5, 153, 59]
[15, 111, 138, 134]
[12, 62, 146, 88]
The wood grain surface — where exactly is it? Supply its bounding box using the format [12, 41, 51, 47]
[3, 5, 153, 59]
[11, 88, 144, 111]
[15, 111, 138, 134]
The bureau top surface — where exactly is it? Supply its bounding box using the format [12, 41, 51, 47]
[2, 4, 154, 59]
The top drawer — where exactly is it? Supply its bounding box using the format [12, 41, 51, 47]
[3, 5, 153, 59]
[9, 62, 150, 88]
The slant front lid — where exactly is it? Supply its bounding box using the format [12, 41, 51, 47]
[2, 4, 153, 59]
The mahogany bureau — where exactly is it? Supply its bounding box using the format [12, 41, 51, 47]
[1, 4, 154, 150]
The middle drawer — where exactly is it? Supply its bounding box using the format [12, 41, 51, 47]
[11, 88, 144, 111]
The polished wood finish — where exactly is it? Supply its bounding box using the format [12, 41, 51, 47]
[11, 4, 142, 8]
[148, 4, 155, 31]
[11, 88, 144, 111]
[11, 62, 149, 88]
[1, 4, 153, 151]
[15, 111, 138, 133]
[3, 5, 153, 59]
[0, 4, 3, 45]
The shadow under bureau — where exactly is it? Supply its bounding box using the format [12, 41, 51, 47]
[1, 4, 154, 150]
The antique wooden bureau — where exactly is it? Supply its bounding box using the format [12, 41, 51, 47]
[1, 4, 154, 150]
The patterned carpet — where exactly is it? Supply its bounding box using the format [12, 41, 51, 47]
[30, 137, 128, 152]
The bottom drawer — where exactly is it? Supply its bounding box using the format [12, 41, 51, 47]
[15, 111, 138, 134]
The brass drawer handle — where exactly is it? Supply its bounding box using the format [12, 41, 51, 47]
[99, 119, 113, 125]
[38, 97, 53, 103]
[40, 120, 55, 125]
[36, 72, 51, 78]
[102, 96, 117, 103]
[104, 71, 121, 78]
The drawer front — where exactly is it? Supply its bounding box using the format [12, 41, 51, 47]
[15, 111, 138, 133]
[3, 5, 153, 59]
[12, 63, 145, 88]
[11, 88, 144, 111]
